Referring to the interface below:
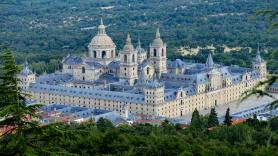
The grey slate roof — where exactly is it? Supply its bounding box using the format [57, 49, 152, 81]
[29, 83, 145, 104]
[196, 73, 209, 84]
[19, 60, 33, 76]
[167, 59, 187, 69]
[37, 73, 73, 85]
[145, 79, 164, 89]
[62, 55, 84, 65]
[85, 61, 103, 69]
[98, 73, 119, 83]
[108, 60, 120, 69]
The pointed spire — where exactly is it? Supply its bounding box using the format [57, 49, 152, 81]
[122, 33, 134, 51]
[97, 18, 106, 35]
[20, 58, 33, 76]
[24, 57, 28, 67]
[206, 53, 214, 69]
[136, 36, 146, 54]
[254, 43, 264, 63]
[126, 33, 131, 44]
[100, 18, 103, 25]
[151, 28, 163, 46]
[66, 52, 71, 57]
[137, 37, 141, 48]
[155, 28, 160, 38]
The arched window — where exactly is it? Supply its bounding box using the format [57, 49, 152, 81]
[162, 48, 164, 56]
[154, 49, 157, 57]
[82, 67, 85, 73]
[93, 51, 97, 58]
[124, 55, 127, 63]
[147, 67, 150, 75]
[102, 51, 106, 58]
[132, 54, 135, 63]
[111, 50, 114, 58]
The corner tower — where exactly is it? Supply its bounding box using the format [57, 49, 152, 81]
[119, 33, 138, 86]
[150, 28, 167, 77]
[252, 45, 267, 78]
[88, 18, 116, 65]
[18, 60, 36, 91]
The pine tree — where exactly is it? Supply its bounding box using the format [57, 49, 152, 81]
[224, 108, 232, 126]
[190, 108, 202, 130]
[0, 47, 23, 108]
[207, 108, 219, 128]
[0, 47, 42, 155]
[97, 117, 114, 132]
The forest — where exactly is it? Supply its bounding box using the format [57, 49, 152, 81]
[1, 116, 278, 156]
[0, 0, 278, 74]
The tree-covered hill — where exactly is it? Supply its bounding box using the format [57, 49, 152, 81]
[1, 0, 278, 74]
[1, 0, 277, 54]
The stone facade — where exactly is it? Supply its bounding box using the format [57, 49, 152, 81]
[19, 19, 268, 118]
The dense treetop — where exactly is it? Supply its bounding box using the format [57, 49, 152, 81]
[1, 0, 277, 73]
[1, 0, 277, 53]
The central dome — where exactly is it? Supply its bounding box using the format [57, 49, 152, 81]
[90, 34, 115, 46]
[89, 18, 115, 48]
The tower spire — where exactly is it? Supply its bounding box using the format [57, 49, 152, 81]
[24, 57, 28, 67]
[206, 53, 214, 69]
[97, 18, 106, 35]
[100, 18, 103, 25]
[254, 43, 264, 63]
[126, 33, 132, 44]
[122, 33, 134, 51]
[137, 37, 141, 48]
[155, 28, 160, 38]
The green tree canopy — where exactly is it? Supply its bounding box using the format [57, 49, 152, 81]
[207, 108, 219, 128]
[190, 108, 202, 131]
[224, 108, 232, 126]
[96, 117, 114, 132]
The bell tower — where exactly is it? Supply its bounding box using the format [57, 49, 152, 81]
[150, 28, 167, 77]
[119, 33, 138, 86]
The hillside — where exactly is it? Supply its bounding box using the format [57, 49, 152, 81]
[0, 0, 277, 73]
[1, 0, 278, 52]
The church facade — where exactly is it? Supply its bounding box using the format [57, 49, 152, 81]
[20, 19, 267, 117]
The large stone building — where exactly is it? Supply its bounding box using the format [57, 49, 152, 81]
[20, 19, 268, 117]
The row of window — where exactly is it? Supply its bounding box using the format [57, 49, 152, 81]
[92, 50, 114, 58]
